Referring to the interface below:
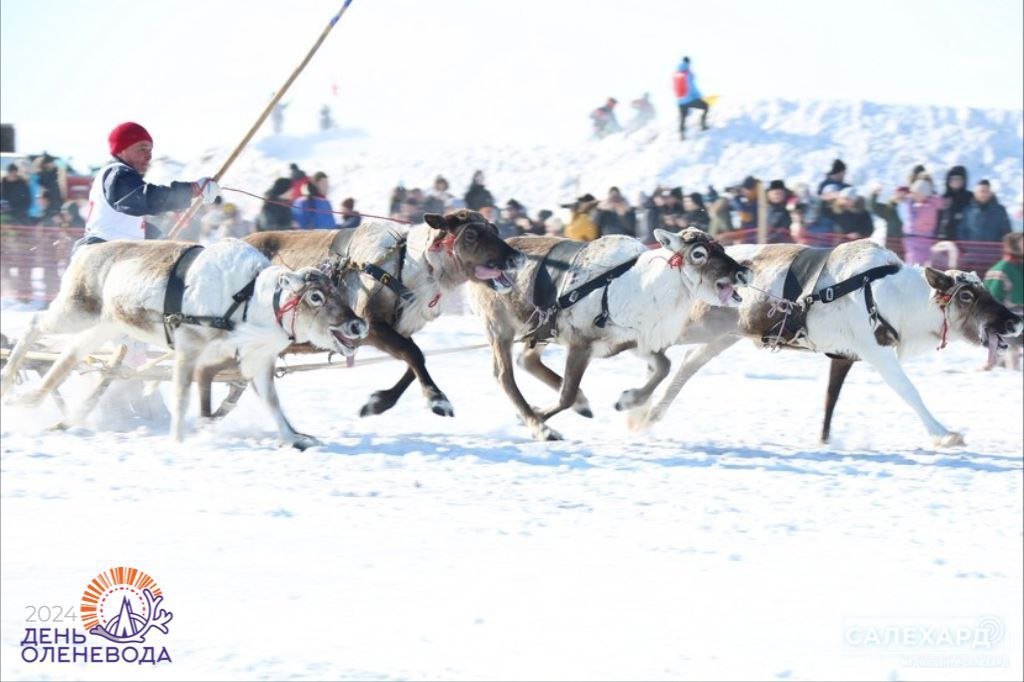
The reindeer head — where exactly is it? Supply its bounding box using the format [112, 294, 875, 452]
[276, 267, 368, 356]
[925, 267, 1024, 364]
[653, 228, 751, 306]
[423, 209, 524, 293]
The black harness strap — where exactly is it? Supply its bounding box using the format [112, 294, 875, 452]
[331, 228, 414, 305]
[162, 245, 258, 349]
[805, 264, 901, 307]
[556, 256, 639, 311]
[764, 260, 902, 348]
[272, 288, 295, 342]
[559, 256, 640, 328]
[524, 240, 640, 345]
[859, 267, 901, 345]
[163, 245, 204, 348]
[361, 259, 415, 303]
[534, 241, 586, 311]
[778, 247, 833, 339]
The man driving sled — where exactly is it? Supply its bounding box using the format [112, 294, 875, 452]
[77, 121, 220, 249]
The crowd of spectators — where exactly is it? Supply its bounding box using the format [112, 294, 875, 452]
[2, 155, 1020, 305]
[5, 154, 1015, 257]
[0, 155, 87, 230]
[494, 158, 1014, 268]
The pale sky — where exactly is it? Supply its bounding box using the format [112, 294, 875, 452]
[2, 0, 1022, 168]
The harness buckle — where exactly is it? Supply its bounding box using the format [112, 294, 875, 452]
[568, 291, 580, 304]
[164, 312, 184, 328]
[821, 287, 835, 302]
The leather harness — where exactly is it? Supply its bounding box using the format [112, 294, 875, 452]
[764, 246, 901, 348]
[525, 239, 639, 346]
[329, 229, 415, 305]
[162, 245, 257, 349]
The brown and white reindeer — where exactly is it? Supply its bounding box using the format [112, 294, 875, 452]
[240, 209, 523, 419]
[471, 228, 751, 440]
[0, 239, 368, 449]
[634, 240, 1024, 446]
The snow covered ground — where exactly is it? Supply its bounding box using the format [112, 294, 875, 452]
[1, 305, 1021, 681]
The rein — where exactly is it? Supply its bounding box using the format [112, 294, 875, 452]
[220, 186, 413, 225]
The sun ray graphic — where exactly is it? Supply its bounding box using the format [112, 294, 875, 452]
[80, 567, 162, 633]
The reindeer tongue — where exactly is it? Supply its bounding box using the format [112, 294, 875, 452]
[475, 265, 503, 280]
[717, 283, 735, 305]
[986, 333, 999, 367]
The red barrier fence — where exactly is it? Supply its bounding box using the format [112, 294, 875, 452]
[1, 225, 82, 304]
[0, 224, 1007, 305]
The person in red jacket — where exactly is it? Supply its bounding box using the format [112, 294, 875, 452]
[674, 56, 709, 140]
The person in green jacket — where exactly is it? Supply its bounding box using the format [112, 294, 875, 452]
[982, 232, 1023, 370]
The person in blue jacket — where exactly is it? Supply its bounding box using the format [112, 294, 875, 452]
[960, 180, 1011, 242]
[674, 56, 709, 140]
[292, 171, 337, 229]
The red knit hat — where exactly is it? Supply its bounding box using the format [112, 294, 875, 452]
[108, 122, 153, 156]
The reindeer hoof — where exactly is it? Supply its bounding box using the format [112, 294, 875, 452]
[359, 391, 395, 417]
[429, 397, 454, 417]
[935, 431, 966, 448]
[14, 391, 44, 409]
[533, 424, 562, 441]
[575, 406, 594, 419]
[614, 389, 643, 412]
[289, 434, 321, 451]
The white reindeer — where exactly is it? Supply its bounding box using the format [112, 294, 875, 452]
[472, 228, 750, 440]
[636, 240, 1024, 446]
[1, 239, 368, 449]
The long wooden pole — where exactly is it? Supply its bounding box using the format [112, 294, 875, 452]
[167, 0, 354, 239]
[755, 178, 768, 244]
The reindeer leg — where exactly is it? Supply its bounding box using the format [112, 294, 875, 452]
[250, 363, 319, 450]
[535, 344, 591, 422]
[196, 364, 216, 419]
[634, 335, 740, 430]
[212, 382, 248, 419]
[614, 349, 670, 411]
[489, 332, 559, 440]
[518, 342, 593, 417]
[858, 345, 962, 446]
[169, 339, 201, 443]
[359, 368, 415, 418]
[195, 358, 243, 420]
[821, 357, 855, 443]
[362, 321, 452, 417]
[1, 311, 46, 398]
[19, 326, 115, 408]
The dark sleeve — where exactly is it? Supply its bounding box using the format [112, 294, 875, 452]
[935, 204, 954, 240]
[996, 206, 1011, 237]
[856, 212, 873, 238]
[104, 166, 195, 217]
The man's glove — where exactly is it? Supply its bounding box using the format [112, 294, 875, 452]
[192, 177, 221, 204]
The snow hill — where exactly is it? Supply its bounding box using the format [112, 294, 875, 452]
[153, 97, 1024, 221]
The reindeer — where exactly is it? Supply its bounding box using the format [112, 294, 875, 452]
[238, 209, 523, 419]
[471, 228, 751, 440]
[633, 240, 1024, 446]
[0, 239, 368, 449]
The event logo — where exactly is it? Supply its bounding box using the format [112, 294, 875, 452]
[80, 567, 173, 644]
